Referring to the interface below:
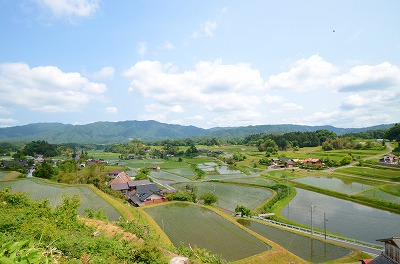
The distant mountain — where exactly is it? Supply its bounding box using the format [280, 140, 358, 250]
[0, 120, 395, 144]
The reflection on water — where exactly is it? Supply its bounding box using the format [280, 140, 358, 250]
[293, 175, 373, 194]
[282, 188, 400, 244]
[238, 219, 351, 263]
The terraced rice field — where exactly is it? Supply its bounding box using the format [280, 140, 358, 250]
[144, 203, 271, 261]
[359, 189, 400, 204]
[164, 168, 196, 180]
[172, 182, 273, 211]
[0, 171, 8, 181]
[226, 177, 277, 186]
[335, 166, 400, 181]
[293, 175, 374, 194]
[0, 178, 121, 220]
[204, 173, 249, 181]
[237, 219, 352, 263]
[150, 170, 191, 183]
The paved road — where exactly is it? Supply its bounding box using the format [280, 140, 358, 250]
[255, 217, 384, 257]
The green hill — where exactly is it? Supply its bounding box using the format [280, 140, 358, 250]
[0, 120, 395, 144]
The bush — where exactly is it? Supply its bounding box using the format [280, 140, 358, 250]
[200, 192, 217, 205]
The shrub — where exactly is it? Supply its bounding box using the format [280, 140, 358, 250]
[200, 192, 218, 205]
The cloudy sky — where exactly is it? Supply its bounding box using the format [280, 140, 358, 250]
[0, 0, 399, 128]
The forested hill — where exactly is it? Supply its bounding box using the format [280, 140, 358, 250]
[0, 120, 395, 144]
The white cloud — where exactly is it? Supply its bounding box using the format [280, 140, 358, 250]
[264, 95, 284, 104]
[0, 62, 107, 113]
[331, 62, 400, 92]
[105, 107, 118, 114]
[0, 106, 11, 114]
[123, 56, 400, 128]
[0, 118, 18, 127]
[187, 115, 204, 120]
[266, 55, 338, 92]
[164, 41, 176, 50]
[271, 102, 303, 113]
[124, 60, 265, 112]
[124, 59, 268, 126]
[144, 103, 184, 114]
[34, 0, 99, 18]
[137, 41, 148, 56]
[202, 20, 217, 37]
[92, 66, 114, 79]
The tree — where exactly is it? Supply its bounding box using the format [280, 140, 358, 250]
[134, 167, 150, 180]
[23, 140, 59, 157]
[200, 192, 217, 205]
[233, 152, 246, 161]
[185, 144, 199, 158]
[33, 160, 56, 179]
[385, 124, 400, 144]
[235, 205, 251, 217]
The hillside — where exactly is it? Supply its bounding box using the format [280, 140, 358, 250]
[0, 120, 395, 144]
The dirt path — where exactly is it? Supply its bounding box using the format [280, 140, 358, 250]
[80, 217, 141, 242]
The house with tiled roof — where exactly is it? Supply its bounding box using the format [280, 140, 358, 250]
[109, 174, 165, 206]
[107, 169, 125, 179]
[301, 158, 324, 167]
[127, 182, 165, 207]
[383, 154, 398, 164]
[271, 157, 296, 169]
[362, 237, 400, 264]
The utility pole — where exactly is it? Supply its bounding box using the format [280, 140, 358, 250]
[310, 205, 316, 235]
[324, 212, 328, 240]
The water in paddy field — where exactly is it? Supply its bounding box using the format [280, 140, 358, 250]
[282, 188, 400, 244]
[293, 175, 373, 195]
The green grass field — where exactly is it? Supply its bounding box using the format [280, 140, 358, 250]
[171, 182, 273, 211]
[0, 178, 121, 220]
[144, 203, 271, 262]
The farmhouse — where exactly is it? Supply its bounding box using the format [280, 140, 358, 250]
[362, 237, 400, 264]
[1, 160, 28, 168]
[107, 169, 125, 179]
[127, 182, 166, 207]
[382, 154, 398, 164]
[271, 157, 296, 168]
[108, 170, 166, 206]
[300, 158, 324, 167]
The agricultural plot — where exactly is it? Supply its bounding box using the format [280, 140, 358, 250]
[87, 150, 120, 161]
[382, 184, 400, 196]
[171, 182, 273, 211]
[0, 178, 121, 220]
[359, 189, 400, 204]
[293, 175, 374, 195]
[237, 219, 352, 263]
[164, 168, 196, 180]
[277, 147, 386, 161]
[226, 177, 277, 187]
[150, 170, 191, 183]
[144, 203, 271, 262]
[204, 173, 248, 181]
[124, 158, 165, 169]
[0, 171, 8, 181]
[335, 166, 400, 181]
[216, 165, 243, 175]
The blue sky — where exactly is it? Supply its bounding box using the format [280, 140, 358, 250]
[0, 0, 399, 129]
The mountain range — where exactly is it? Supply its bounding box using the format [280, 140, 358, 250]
[0, 120, 394, 144]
